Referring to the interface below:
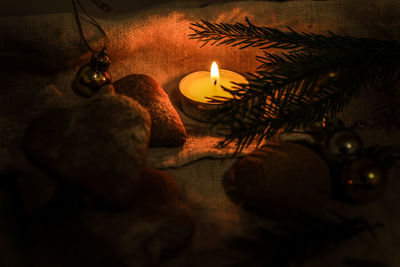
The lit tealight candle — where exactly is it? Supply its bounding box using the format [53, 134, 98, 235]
[178, 61, 248, 121]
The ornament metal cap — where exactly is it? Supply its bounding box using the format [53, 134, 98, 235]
[90, 49, 111, 73]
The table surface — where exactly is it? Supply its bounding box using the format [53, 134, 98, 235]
[1, 1, 400, 266]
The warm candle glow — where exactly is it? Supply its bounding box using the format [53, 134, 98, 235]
[178, 62, 249, 120]
[179, 62, 248, 104]
[210, 61, 220, 86]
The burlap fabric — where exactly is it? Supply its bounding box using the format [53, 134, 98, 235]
[1, 1, 400, 266]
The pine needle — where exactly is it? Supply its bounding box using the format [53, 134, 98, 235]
[189, 18, 400, 152]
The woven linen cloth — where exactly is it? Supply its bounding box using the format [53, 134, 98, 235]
[1, 1, 400, 266]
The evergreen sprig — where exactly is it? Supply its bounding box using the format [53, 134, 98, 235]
[189, 18, 400, 152]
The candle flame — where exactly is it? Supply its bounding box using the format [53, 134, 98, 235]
[210, 61, 220, 86]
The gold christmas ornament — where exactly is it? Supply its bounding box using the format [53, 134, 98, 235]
[71, 0, 112, 97]
[326, 129, 363, 160]
[73, 50, 111, 97]
[317, 118, 365, 164]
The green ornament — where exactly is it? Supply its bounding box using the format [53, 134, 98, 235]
[340, 157, 387, 203]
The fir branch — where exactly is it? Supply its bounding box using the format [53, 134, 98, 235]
[190, 19, 400, 151]
[189, 17, 396, 52]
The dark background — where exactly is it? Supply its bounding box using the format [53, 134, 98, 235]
[1, 0, 276, 17]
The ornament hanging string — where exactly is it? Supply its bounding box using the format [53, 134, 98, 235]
[72, 0, 111, 54]
[71, 0, 113, 98]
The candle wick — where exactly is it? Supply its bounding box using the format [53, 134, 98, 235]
[214, 80, 217, 86]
